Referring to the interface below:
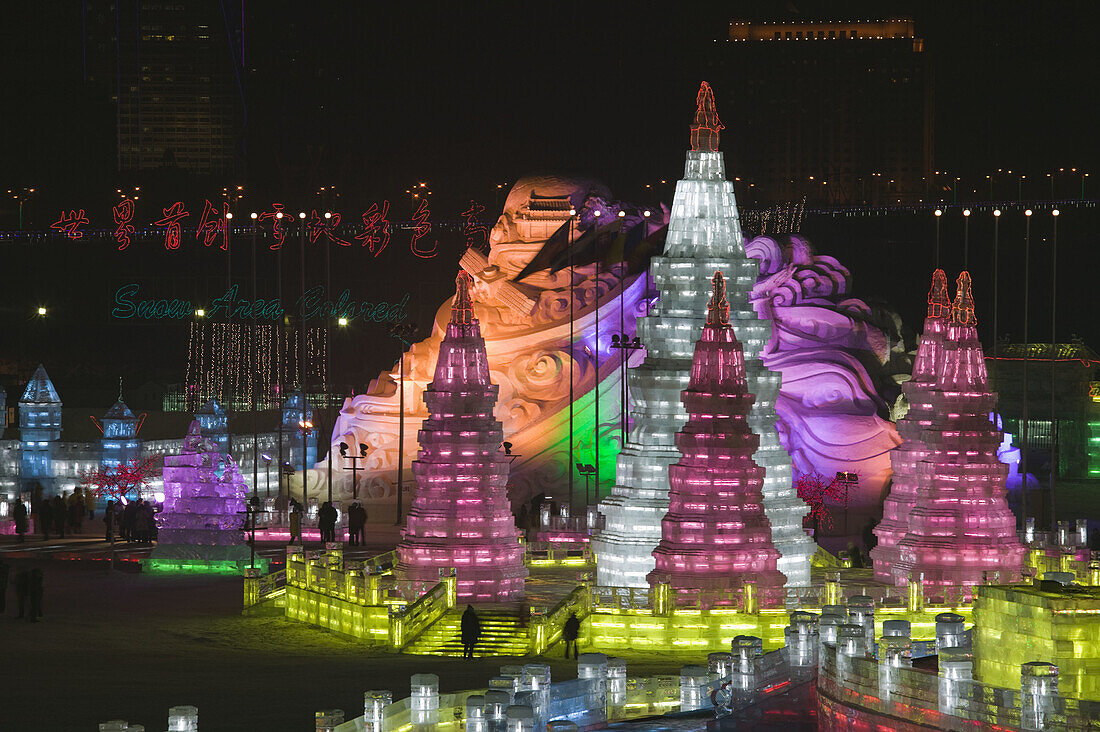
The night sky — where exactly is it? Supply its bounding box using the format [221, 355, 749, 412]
[0, 0, 1096, 409]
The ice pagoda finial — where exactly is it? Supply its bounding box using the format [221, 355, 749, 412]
[707, 270, 730, 327]
[690, 81, 723, 153]
[952, 271, 977, 327]
[451, 270, 474, 328]
[927, 268, 951, 319]
[182, 419, 205, 453]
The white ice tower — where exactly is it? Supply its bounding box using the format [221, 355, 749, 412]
[592, 82, 814, 587]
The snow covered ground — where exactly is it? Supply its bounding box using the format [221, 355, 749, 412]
[2, 546, 696, 731]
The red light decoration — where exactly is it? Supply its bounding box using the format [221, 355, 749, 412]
[690, 81, 723, 153]
[410, 199, 437, 258]
[112, 200, 136, 251]
[196, 199, 229, 250]
[355, 200, 391, 256]
[951, 270, 977, 326]
[154, 201, 189, 251]
[927, 268, 950, 319]
[305, 209, 350, 246]
[452, 270, 474, 328]
[51, 209, 90, 239]
[258, 203, 292, 251]
[81, 455, 161, 504]
[706, 269, 729, 326]
[461, 200, 489, 251]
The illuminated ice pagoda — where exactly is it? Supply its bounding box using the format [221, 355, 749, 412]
[395, 272, 528, 601]
[594, 82, 814, 587]
[94, 397, 145, 469]
[892, 272, 1026, 588]
[647, 272, 787, 606]
[870, 270, 951, 581]
[147, 420, 254, 573]
[19, 364, 62, 493]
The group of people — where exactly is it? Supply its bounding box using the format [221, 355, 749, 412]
[0, 561, 44, 622]
[114, 498, 158, 544]
[8, 487, 100, 542]
[286, 499, 369, 545]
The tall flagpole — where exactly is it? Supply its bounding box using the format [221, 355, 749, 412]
[1049, 209, 1059, 530]
[1021, 209, 1032, 530]
[568, 208, 576, 514]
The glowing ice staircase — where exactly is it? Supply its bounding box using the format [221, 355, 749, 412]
[594, 85, 814, 588]
[403, 606, 530, 657]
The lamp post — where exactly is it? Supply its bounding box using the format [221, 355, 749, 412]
[389, 322, 418, 524]
[339, 441, 371, 499]
[576, 463, 596, 508]
[933, 209, 942, 269]
[298, 211, 308, 521]
[962, 209, 971, 269]
[261, 453, 272, 499]
[993, 210, 1001, 359]
[568, 207, 577, 514]
[609, 334, 644, 439]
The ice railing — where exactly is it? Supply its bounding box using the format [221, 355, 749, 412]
[529, 584, 589, 655]
[523, 541, 593, 567]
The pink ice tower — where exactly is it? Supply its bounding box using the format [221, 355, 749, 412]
[647, 271, 787, 607]
[871, 269, 952, 581]
[395, 271, 528, 602]
[892, 272, 1026, 589]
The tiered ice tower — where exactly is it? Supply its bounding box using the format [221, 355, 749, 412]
[647, 272, 787, 606]
[594, 82, 814, 587]
[892, 272, 1026, 588]
[870, 270, 951, 581]
[395, 272, 528, 602]
[149, 420, 253, 572]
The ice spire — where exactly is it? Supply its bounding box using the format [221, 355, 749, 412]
[892, 272, 1025, 590]
[395, 269, 527, 601]
[872, 269, 953, 580]
[690, 81, 724, 153]
[648, 271, 787, 606]
[593, 84, 814, 588]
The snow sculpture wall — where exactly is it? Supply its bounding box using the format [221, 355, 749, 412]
[892, 272, 1026, 588]
[870, 270, 950, 581]
[594, 83, 814, 588]
[647, 271, 787, 607]
[395, 272, 528, 602]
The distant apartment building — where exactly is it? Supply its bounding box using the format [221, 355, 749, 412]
[84, 1, 244, 175]
[710, 17, 933, 206]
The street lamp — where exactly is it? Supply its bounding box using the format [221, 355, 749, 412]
[340, 441, 371, 498]
[610, 333, 644, 438]
[389, 321, 418, 524]
[261, 453, 273, 499]
[576, 463, 596, 507]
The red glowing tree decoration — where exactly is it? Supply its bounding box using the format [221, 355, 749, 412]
[794, 471, 845, 530]
[51, 209, 90, 239]
[355, 201, 391, 255]
[81, 455, 162, 504]
[647, 271, 787, 607]
[196, 200, 229, 250]
[410, 199, 437, 258]
[395, 270, 528, 601]
[155, 201, 189, 250]
[689, 81, 723, 153]
[872, 269, 951, 580]
[113, 200, 136, 250]
[892, 272, 1026, 589]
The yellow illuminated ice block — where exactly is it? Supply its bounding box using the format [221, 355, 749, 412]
[974, 583, 1100, 701]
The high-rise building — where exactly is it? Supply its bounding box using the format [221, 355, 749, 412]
[84, 1, 244, 175]
[711, 17, 933, 205]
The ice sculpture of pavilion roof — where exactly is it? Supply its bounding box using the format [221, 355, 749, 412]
[103, 401, 136, 420]
[20, 364, 61, 404]
[195, 398, 225, 415]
